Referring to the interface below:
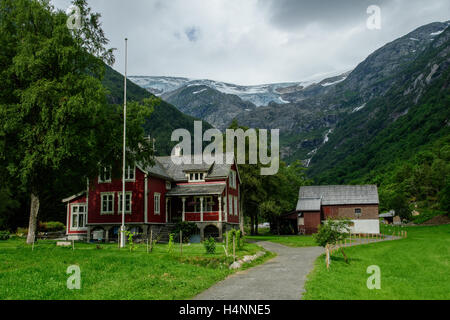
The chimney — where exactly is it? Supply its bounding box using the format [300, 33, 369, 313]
[174, 145, 182, 157]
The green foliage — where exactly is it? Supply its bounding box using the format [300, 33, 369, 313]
[167, 233, 174, 253]
[227, 122, 311, 235]
[225, 229, 244, 251]
[124, 230, 137, 252]
[203, 237, 216, 254]
[173, 222, 199, 243]
[313, 219, 352, 247]
[0, 0, 156, 239]
[0, 231, 10, 240]
[411, 208, 447, 224]
[38, 221, 65, 232]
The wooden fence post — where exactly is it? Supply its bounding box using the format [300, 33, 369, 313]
[150, 229, 153, 252]
[226, 232, 229, 255]
[233, 234, 236, 262]
[325, 244, 330, 270]
[180, 231, 183, 256]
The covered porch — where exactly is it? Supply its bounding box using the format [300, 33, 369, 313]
[165, 183, 226, 223]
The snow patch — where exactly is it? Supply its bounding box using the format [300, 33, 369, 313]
[193, 88, 207, 95]
[323, 129, 333, 144]
[352, 103, 367, 113]
[409, 37, 420, 41]
[430, 30, 445, 36]
[321, 77, 347, 87]
[278, 96, 290, 104]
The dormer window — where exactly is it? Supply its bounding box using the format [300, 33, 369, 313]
[99, 167, 112, 183]
[188, 172, 205, 182]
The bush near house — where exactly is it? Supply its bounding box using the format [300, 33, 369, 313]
[0, 231, 10, 240]
[204, 237, 216, 254]
[38, 221, 65, 232]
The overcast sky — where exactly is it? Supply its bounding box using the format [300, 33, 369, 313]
[52, 0, 449, 85]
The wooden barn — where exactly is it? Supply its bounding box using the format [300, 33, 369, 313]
[293, 185, 380, 235]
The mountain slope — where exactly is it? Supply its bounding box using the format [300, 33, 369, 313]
[308, 26, 450, 185]
[237, 21, 450, 163]
[128, 74, 345, 107]
[161, 84, 256, 130]
[102, 65, 212, 156]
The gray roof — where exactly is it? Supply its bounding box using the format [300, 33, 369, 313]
[297, 185, 379, 209]
[155, 153, 234, 182]
[296, 198, 321, 211]
[166, 183, 226, 196]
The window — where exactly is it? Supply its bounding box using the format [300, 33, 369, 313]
[355, 208, 362, 217]
[154, 193, 161, 215]
[125, 165, 135, 181]
[229, 195, 233, 216]
[165, 181, 171, 190]
[194, 196, 213, 212]
[188, 172, 205, 182]
[234, 196, 238, 216]
[205, 196, 213, 212]
[101, 193, 114, 214]
[99, 167, 112, 183]
[118, 192, 132, 214]
[229, 171, 237, 189]
[71, 204, 87, 229]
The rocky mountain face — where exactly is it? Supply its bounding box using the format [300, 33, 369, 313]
[237, 21, 450, 164]
[161, 84, 256, 131]
[128, 74, 345, 107]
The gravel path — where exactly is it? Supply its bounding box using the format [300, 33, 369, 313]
[193, 241, 323, 300]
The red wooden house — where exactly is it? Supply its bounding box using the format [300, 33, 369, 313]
[63, 153, 241, 242]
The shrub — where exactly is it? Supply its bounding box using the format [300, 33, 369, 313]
[16, 227, 28, 237]
[203, 237, 216, 254]
[173, 221, 199, 243]
[0, 230, 10, 240]
[39, 221, 65, 232]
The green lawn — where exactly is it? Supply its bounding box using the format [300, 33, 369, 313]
[246, 234, 317, 247]
[0, 238, 273, 300]
[303, 224, 450, 300]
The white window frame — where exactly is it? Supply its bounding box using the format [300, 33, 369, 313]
[187, 172, 206, 182]
[117, 191, 132, 214]
[234, 196, 238, 216]
[98, 167, 112, 183]
[100, 192, 114, 215]
[229, 170, 237, 189]
[229, 195, 233, 216]
[154, 193, 161, 215]
[71, 204, 87, 230]
[125, 165, 135, 181]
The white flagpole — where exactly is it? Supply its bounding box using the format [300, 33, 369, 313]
[120, 38, 128, 248]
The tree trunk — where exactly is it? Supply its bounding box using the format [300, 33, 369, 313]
[340, 247, 349, 264]
[255, 215, 259, 235]
[26, 191, 40, 245]
[250, 214, 255, 235]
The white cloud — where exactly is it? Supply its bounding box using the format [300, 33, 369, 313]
[51, 0, 449, 85]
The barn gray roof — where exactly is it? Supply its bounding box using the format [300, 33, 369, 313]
[166, 183, 226, 196]
[296, 198, 322, 211]
[297, 185, 379, 210]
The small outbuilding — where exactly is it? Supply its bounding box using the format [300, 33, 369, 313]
[295, 185, 380, 235]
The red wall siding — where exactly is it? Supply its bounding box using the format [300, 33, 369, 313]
[87, 168, 146, 224]
[147, 177, 168, 223]
[226, 163, 240, 224]
[303, 211, 321, 235]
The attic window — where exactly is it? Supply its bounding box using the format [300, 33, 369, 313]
[188, 172, 205, 182]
